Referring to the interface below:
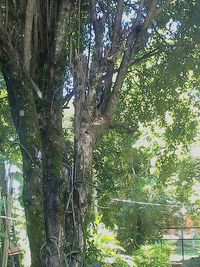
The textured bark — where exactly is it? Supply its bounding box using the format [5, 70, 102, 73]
[0, 161, 6, 267]
[65, 124, 95, 266]
[40, 78, 66, 267]
[23, 158, 45, 267]
[2, 167, 13, 267]
[0, 48, 46, 266]
[64, 54, 109, 266]
[2, 54, 65, 267]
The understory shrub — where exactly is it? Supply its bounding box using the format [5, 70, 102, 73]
[133, 244, 173, 267]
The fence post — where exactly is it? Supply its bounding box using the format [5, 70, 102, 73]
[180, 206, 185, 262]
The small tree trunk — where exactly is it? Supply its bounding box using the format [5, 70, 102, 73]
[64, 57, 107, 266]
[2, 164, 13, 267]
[22, 158, 45, 267]
[0, 161, 6, 267]
[65, 116, 95, 267]
[65, 135, 94, 267]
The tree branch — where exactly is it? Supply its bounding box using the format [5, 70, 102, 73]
[102, 0, 173, 123]
[143, 0, 173, 30]
[111, 0, 124, 51]
[90, 0, 97, 22]
[23, 0, 36, 72]
[143, 0, 157, 30]
[131, 47, 159, 65]
[91, 0, 106, 52]
[135, 0, 145, 25]
[54, 0, 71, 61]
[0, 28, 41, 148]
[104, 52, 130, 120]
[0, 8, 4, 28]
[88, 0, 107, 104]
[63, 90, 74, 109]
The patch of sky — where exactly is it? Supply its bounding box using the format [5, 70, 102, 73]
[63, 73, 73, 97]
[122, 6, 137, 29]
[165, 19, 181, 39]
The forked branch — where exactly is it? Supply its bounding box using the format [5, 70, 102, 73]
[103, 0, 173, 122]
[143, 0, 173, 30]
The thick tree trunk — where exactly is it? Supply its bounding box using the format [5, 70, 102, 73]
[2, 70, 46, 267]
[39, 86, 66, 267]
[3, 72, 66, 267]
[0, 4, 70, 263]
[0, 50, 67, 267]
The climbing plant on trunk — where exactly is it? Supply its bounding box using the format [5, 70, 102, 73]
[0, 0, 179, 266]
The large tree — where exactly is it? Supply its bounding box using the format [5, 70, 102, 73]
[0, 0, 196, 266]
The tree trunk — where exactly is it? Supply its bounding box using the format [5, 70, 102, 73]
[3, 67, 66, 267]
[2, 164, 13, 267]
[63, 55, 108, 267]
[65, 125, 95, 267]
[3, 69, 46, 267]
[39, 85, 66, 267]
[0, 160, 6, 267]
[22, 156, 46, 267]
[0, 4, 70, 263]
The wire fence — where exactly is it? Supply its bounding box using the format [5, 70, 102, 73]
[111, 198, 200, 266]
[163, 227, 200, 263]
